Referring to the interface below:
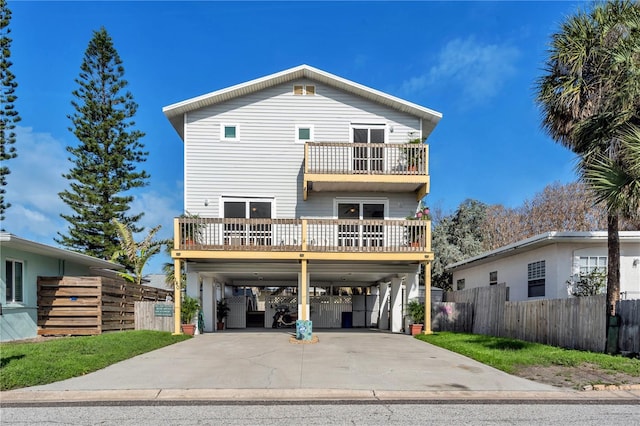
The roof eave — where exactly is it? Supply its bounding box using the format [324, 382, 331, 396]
[445, 231, 640, 271]
[162, 65, 443, 140]
[0, 233, 123, 270]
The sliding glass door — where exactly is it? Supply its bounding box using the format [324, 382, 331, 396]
[337, 202, 385, 247]
[352, 126, 385, 173]
[223, 200, 272, 246]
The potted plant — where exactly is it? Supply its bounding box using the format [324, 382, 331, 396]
[216, 299, 231, 330]
[401, 137, 426, 172]
[405, 206, 430, 247]
[179, 212, 205, 247]
[181, 295, 200, 335]
[407, 299, 425, 336]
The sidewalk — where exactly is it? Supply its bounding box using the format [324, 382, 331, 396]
[2, 331, 639, 404]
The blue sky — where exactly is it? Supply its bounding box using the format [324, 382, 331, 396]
[5, 1, 585, 273]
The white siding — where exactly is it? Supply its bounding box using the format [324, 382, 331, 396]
[183, 79, 422, 219]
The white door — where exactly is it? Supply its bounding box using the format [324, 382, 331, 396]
[223, 199, 272, 246]
[352, 126, 385, 173]
[337, 202, 385, 247]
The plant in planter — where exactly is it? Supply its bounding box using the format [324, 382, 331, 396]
[407, 299, 425, 336]
[401, 137, 426, 172]
[405, 205, 431, 247]
[181, 295, 200, 335]
[216, 299, 231, 330]
[179, 212, 205, 248]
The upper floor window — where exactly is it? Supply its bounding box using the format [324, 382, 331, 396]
[221, 124, 239, 141]
[489, 271, 498, 286]
[527, 260, 545, 298]
[293, 85, 315, 95]
[457, 278, 465, 291]
[5, 259, 24, 303]
[295, 125, 314, 143]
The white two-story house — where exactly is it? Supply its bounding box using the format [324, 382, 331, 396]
[163, 65, 442, 334]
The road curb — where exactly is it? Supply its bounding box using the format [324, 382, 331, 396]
[2, 388, 639, 405]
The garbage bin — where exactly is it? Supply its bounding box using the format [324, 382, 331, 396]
[341, 311, 353, 328]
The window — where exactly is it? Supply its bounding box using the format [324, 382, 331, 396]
[489, 271, 498, 286]
[5, 259, 24, 303]
[579, 256, 607, 276]
[221, 124, 239, 141]
[457, 279, 465, 291]
[527, 260, 545, 297]
[295, 125, 314, 143]
[293, 85, 315, 95]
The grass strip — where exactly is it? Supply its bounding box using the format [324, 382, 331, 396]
[416, 332, 639, 375]
[0, 330, 191, 391]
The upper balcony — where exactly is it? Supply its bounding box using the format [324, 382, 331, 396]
[303, 142, 429, 201]
[173, 217, 432, 263]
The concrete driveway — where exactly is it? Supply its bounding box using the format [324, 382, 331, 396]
[26, 330, 553, 392]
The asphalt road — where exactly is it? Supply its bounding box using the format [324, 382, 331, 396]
[2, 402, 639, 425]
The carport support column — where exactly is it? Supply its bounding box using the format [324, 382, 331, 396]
[423, 262, 432, 334]
[202, 277, 214, 333]
[173, 258, 182, 335]
[390, 277, 403, 333]
[186, 271, 199, 298]
[298, 260, 309, 320]
[378, 283, 390, 330]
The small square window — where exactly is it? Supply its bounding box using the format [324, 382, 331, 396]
[457, 279, 465, 291]
[221, 124, 239, 141]
[293, 85, 315, 95]
[489, 271, 498, 286]
[295, 125, 314, 143]
[299, 128, 310, 140]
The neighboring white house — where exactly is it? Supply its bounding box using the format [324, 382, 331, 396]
[446, 231, 640, 301]
[0, 233, 120, 341]
[163, 64, 442, 333]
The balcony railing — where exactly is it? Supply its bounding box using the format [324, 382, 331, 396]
[175, 217, 431, 253]
[305, 142, 428, 175]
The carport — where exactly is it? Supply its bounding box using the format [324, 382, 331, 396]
[183, 260, 423, 334]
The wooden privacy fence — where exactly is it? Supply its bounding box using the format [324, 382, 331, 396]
[503, 295, 606, 352]
[134, 301, 175, 332]
[618, 299, 640, 354]
[38, 276, 172, 336]
[443, 284, 508, 336]
[442, 286, 639, 354]
[431, 302, 473, 332]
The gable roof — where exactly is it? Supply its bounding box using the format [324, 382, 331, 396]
[0, 233, 122, 270]
[163, 64, 443, 140]
[446, 231, 640, 271]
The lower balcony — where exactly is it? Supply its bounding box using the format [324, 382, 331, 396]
[173, 217, 432, 262]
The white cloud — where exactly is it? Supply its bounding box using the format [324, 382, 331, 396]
[130, 191, 181, 241]
[3, 126, 183, 275]
[3, 126, 70, 241]
[401, 36, 520, 106]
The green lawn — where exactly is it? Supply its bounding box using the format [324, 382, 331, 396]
[0, 331, 191, 391]
[416, 332, 640, 376]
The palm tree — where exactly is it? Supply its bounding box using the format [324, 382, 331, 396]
[535, 0, 640, 317]
[583, 125, 640, 221]
[111, 219, 165, 286]
[162, 240, 185, 290]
